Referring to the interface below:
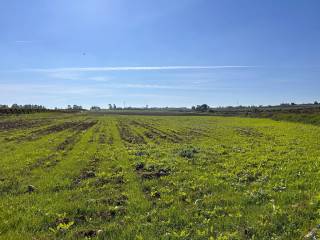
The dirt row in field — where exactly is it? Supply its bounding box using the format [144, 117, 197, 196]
[0, 119, 51, 131]
[0, 121, 99, 196]
[8, 120, 98, 142]
[26, 132, 83, 173]
[116, 120, 146, 145]
[34, 120, 97, 136]
[129, 120, 184, 143]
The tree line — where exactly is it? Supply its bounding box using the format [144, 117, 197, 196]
[0, 104, 85, 114]
[0, 104, 48, 114]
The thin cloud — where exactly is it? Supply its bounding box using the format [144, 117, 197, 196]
[87, 76, 111, 82]
[26, 65, 255, 72]
[105, 83, 241, 91]
[126, 93, 188, 99]
[117, 84, 204, 90]
[47, 72, 111, 82]
[15, 40, 34, 44]
[0, 83, 105, 95]
[123, 84, 180, 89]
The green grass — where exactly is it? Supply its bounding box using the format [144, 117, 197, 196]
[250, 112, 320, 126]
[0, 113, 320, 239]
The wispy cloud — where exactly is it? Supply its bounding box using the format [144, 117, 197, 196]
[26, 65, 255, 72]
[87, 76, 111, 82]
[46, 71, 112, 82]
[0, 83, 97, 95]
[15, 40, 34, 44]
[114, 84, 202, 90]
[48, 72, 81, 80]
[103, 83, 241, 91]
[121, 84, 180, 89]
[126, 93, 188, 99]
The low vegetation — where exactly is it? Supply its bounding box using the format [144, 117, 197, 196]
[0, 112, 319, 239]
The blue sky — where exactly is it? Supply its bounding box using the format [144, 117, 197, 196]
[0, 0, 319, 108]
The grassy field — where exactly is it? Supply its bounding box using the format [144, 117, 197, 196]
[0, 112, 320, 239]
[254, 112, 320, 126]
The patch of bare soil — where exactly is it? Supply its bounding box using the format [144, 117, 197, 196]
[117, 121, 145, 144]
[0, 119, 50, 131]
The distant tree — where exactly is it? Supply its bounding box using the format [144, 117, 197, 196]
[67, 105, 72, 110]
[191, 106, 196, 111]
[113, 104, 116, 109]
[314, 101, 319, 105]
[108, 104, 112, 110]
[72, 105, 83, 110]
[11, 104, 20, 109]
[195, 104, 210, 112]
[291, 102, 296, 106]
[0, 104, 48, 114]
[280, 103, 290, 106]
[90, 106, 101, 111]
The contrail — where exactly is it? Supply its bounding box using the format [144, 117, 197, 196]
[26, 65, 255, 72]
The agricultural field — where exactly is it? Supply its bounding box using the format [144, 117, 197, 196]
[0, 112, 320, 239]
